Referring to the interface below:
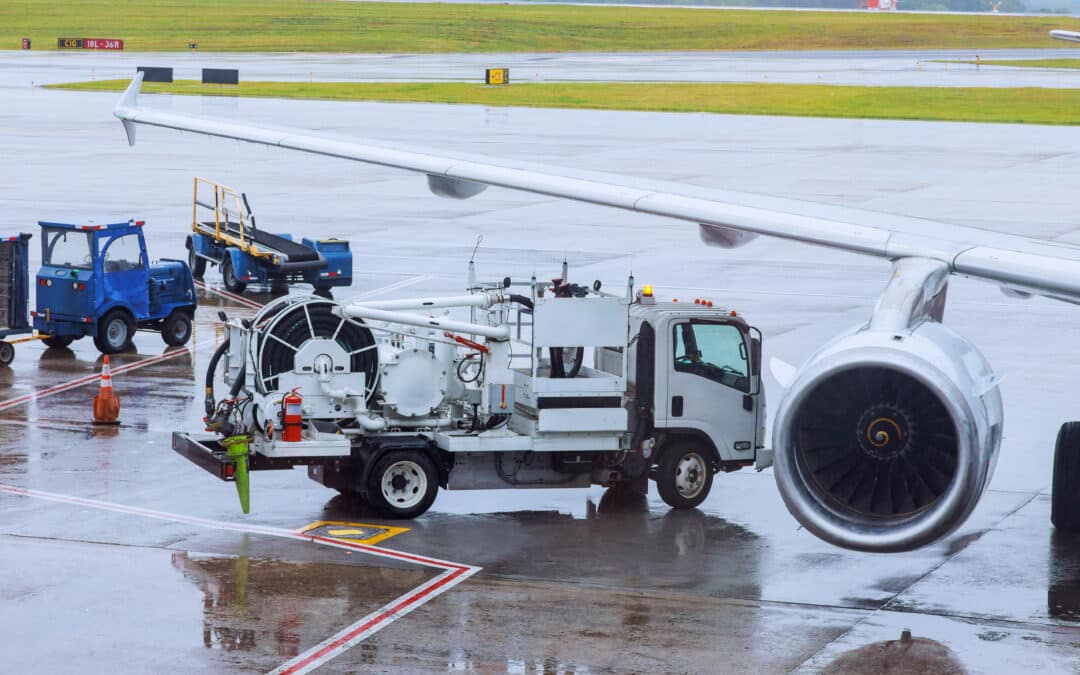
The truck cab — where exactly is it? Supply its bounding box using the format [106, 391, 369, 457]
[33, 220, 197, 354]
[624, 295, 765, 504]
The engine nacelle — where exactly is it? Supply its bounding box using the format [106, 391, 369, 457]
[772, 321, 1003, 552]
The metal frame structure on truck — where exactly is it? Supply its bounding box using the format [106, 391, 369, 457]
[173, 261, 765, 518]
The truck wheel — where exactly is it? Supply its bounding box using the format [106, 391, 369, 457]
[221, 257, 246, 294]
[655, 442, 714, 510]
[93, 309, 134, 354]
[162, 311, 193, 347]
[42, 335, 74, 349]
[1052, 422, 1080, 531]
[367, 450, 438, 519]
[187, 240, 206, 278]
[0, 342, 13, 367]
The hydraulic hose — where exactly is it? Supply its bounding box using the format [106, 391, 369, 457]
[508, 294, 533, 310]
[204, 338, 229, 417]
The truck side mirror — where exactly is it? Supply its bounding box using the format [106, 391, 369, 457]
[751, 337, 761, 377]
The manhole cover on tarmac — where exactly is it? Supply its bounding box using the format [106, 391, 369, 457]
[297, 520, 409, 545]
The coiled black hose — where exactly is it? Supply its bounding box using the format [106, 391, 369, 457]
[256, 300, 378, 401]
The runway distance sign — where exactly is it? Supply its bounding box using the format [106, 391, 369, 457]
[57, 38, 124, 50]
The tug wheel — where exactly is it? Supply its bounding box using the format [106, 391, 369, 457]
[221, 257, 246, 294]
[1052, 422, 1080, 532]
[42, 335, 75, 349]
[0, 342, 13, 367]
[93, 309, 134, 354]
[162, 310, 193, 347]
[367, 450, 438, 519]
[186, 239, 206, 278]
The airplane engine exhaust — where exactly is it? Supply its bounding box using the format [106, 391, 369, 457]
[772, 322, 1002, 553]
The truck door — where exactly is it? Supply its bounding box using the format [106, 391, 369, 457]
[100, 232, 149, 318]
[666, 320, 759, 462]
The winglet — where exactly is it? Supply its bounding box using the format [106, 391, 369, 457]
[114, 73, 144, 147]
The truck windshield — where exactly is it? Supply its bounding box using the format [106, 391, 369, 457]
[674, 322, 749, 392]
[44, 229, 92, 269]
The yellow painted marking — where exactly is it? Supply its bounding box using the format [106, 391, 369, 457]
[328, 528, 371, 537]
[297, 519, 409, 546]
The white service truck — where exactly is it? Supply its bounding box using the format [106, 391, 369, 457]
[173, 264, 767, 517]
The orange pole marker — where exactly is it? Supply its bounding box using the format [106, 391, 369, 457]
[93, 355, 121, 425]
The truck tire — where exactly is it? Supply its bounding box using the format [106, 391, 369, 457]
[655, 441, 714, 510]
[187, 240, 206, 278]
[221, 257, 246, 294]
[1052, 422, 1080, 531]
[42, 335, 75, 349]
[366, 450, 438, 519]
[0, 342, 13, 367]
[162, 310, 193, 347]
[93, 309, 134, 354]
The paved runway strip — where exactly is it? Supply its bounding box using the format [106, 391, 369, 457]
[0, 484, 481, 674]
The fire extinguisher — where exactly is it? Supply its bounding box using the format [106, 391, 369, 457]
[282, 388, 303, 442]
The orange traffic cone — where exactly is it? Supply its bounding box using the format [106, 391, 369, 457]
[93, 355, 120, 425]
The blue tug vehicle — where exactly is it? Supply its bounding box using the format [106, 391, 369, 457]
[31, 219, 197, 355]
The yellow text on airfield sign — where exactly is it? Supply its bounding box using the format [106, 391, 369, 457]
[485, 68, 509, 85]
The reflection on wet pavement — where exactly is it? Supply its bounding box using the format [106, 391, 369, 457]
[172, 549, 432, 662]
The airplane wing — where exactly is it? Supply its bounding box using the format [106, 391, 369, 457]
[113, 74, 1080, 304]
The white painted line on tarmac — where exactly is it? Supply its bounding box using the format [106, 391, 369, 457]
[0, 346, 208, 413]
[352, 274, 434, 300]
[194, 279, 264, 310]
[0, 484, 481, 673]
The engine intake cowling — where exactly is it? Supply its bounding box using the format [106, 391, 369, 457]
[772, 321, 1002, 552]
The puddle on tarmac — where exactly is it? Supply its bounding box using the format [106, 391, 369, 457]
[171, 550, 433, 660]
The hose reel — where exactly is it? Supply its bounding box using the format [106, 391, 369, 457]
[252, 296, 379, 402]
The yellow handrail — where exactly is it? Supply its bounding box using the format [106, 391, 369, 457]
[191, 176, 271, 260]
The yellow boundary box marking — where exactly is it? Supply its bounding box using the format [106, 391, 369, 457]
[297, 519, 409, 546]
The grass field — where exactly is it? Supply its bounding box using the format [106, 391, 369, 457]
[948, 58, 1080, 69]
[51, 79, 1080, 125]
[5, 0, 1080, 52]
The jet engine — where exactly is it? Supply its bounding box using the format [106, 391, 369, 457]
[772, 259, 1003, 553]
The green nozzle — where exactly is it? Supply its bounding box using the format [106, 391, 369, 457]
[221, 435, 251, 514]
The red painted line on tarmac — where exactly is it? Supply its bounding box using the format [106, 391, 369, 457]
[194, 279, 263, 310]
[271, 565, 477, 675]
[0, 484, 481, 673]
[0, 284, 264, 413]
[0, 348, 195, 413]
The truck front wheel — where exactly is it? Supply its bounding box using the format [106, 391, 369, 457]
[655, 442, 714, 510]
[93, 310, 134, 354]
[367, 450, 438, 519]
[221, 257, 246, 294]
[162, 311, 193, 347]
